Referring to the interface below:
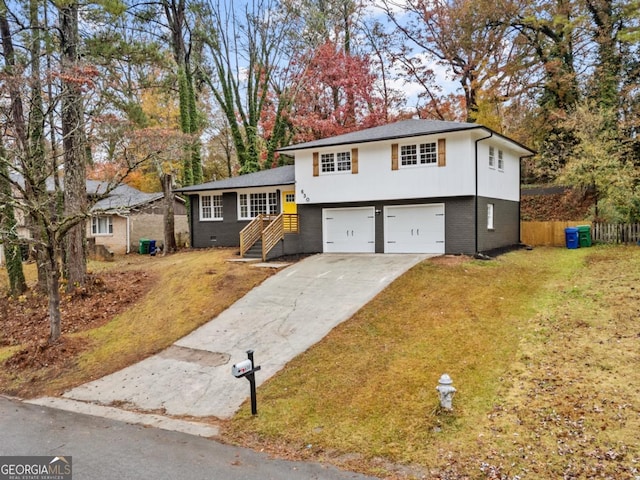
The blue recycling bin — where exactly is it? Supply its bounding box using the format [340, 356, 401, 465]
[565, 227, 579, 249]
[149, 240, 156, 255]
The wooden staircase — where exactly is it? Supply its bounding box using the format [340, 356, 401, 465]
[243, 239, 263, 259]
[239, 213, 298, 261]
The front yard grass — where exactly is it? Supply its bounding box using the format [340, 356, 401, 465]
[224, 246, 640, 479]
[0, 248, 274, 397]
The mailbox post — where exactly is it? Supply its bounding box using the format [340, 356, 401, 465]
[232, 350, 261, 415]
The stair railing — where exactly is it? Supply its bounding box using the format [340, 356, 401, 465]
[240, 213, 299, 260]
[239, 215, 265, 257]
[261, 213, 285, 261]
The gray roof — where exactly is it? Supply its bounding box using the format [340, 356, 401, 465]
[8, 174, 164, 212]
[278, 119, 535, 155]
[277, 119, 479, 152]
[175, 165, 295, 193]
[89, 181, 164, 212]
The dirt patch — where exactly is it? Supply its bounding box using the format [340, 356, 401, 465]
[1, 270, 158, 370]
[428, 254, 472, 266]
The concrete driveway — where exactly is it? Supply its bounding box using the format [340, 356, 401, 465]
[31, 253, 430, 424]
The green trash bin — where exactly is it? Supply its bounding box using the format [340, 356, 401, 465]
[139, 239, 150, 254]
[577, 225, 592, 247]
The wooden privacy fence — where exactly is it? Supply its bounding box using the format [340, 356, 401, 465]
[521, 221, 640, 246]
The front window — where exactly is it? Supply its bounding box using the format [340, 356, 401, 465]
[401, 142, 437, 166]
[320, 151, 351, 173]
[498, 150, 504, 171]
[92, 216, 113, 235]
[239, 192, 279, 219]
[489, 146, 495, 168]
[200, 194, 223, 220]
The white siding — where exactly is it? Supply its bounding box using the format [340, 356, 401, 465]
[293, 130, 525, 205]
[476, 141, 521, 202]
[295, 132, 477, 204]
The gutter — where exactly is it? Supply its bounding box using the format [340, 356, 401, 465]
[475, 131, 493, 254]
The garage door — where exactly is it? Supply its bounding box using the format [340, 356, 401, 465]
[384, 204, 445, 253]
[323, 207, 375, 253]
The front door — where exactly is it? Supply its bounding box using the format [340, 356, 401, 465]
[282, 191, 296, 214]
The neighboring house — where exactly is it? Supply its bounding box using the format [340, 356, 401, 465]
[87, 181, 189, 255]
[0, 176, 187, 264]
[177, 119, 535, 258]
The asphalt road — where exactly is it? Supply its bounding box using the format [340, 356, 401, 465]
[0, 396, 376, 480]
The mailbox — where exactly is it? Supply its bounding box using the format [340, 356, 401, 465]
[232, 359, 253, 378]
[231, 350, 261, 415]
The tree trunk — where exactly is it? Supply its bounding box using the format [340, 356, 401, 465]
[59, 1, 87, 290]
[44, 241, 62, 343]
[0, 140, 27, 297]
[29, 0, 50, 293]
[0, 2, 30, 295]
[162, 173, 178, 254]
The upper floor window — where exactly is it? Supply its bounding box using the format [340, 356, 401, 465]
[239, 192, 278, 219]
[92, 216, 113, 235]
[200, 194, 223, 220]
[498, 150, 504, 171]
[321, 151, 351, 173]
[401, 142, 437, 167]
[489, 146, 495, 168]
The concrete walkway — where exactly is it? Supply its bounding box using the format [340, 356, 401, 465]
[32, 254, 430, 422]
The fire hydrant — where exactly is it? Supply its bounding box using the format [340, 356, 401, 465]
[436, 374, 456, 410]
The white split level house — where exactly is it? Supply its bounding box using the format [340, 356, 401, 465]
[176, 119, 535, 259]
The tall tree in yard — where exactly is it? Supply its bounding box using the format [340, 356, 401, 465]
[0, 137, 27, 297]
[59, 1, 89, 291]
[381, 0, 519, 123]
[289, 41, 386, 142]
[161, 0, 202, 186]
[200, 0, 298, 173]
[503, 0, 583, 178]
[0, 0, 139, 342]
[0, 0, 28, 297]
[560, 102, 640, 221]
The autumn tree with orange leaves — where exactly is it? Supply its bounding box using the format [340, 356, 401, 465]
[288, 41, 388, 142]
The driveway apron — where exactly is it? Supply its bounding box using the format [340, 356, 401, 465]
[60, 253, 430, 419]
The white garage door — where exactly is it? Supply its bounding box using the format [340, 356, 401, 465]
[323, 207, 375, 253]
[384, 204, 445, 254]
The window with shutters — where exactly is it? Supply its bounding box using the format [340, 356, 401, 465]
[400, 142, 437, 167]
[320, 151, 351, 174]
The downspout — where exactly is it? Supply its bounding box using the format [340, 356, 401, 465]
[475, 131, 493, 254]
